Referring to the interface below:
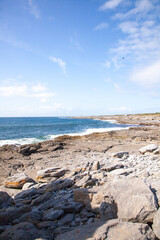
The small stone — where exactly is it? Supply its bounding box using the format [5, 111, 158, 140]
[112, 151, 129, 158]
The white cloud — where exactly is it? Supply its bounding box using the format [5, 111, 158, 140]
[104, 61, 111, 69]
[49, 56, 66, 73]
[130, 60, 160, 87]
[0, 80, 56, 101]
[113, 83, 125, 92]
[0, 85, 28, 96]
[32, 83, 46, 93]
[108, 106, 132, 112]
[94, 23, 108, 31]
[99, 0, 123, 11]
[114, 0, 154, 19]
[28, 0, 40, 19]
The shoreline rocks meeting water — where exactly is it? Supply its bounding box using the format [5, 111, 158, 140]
[0, 113, 160, 239]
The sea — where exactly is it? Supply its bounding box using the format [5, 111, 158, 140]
[0, 117, 130, 146]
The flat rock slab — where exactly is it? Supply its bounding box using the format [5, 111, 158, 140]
[102, 177, 157, 223]
[55, 219, 156, 240]
[139, 144, 159, 154]
[107, 221, 156, 240]
[36, 167, 67, 182]
[4, 173, 34, 189]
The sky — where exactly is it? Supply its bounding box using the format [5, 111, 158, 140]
[0, 0, 160, 117]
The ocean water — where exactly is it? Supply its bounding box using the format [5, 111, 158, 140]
[0, 117, 130, 146]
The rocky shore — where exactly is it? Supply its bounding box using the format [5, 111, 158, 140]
[0, 113, 160, 240]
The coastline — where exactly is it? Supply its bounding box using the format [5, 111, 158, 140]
[0, 113, 160, 239]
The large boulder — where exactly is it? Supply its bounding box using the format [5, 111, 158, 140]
[106, 221, 156, 240]
[152, 208, 160, 239]
[4, 173, 34, 189]
[55, 219, 156, 240]
[102, 178, 157, 223]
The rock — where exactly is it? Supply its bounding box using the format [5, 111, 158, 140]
[62, 201, 83, 213]
[152, 208, 160, 238]
[14, 188, 37, 201]
[0, 205, 31, 225]
[55, 219, 156, 240]
[13, 210, 42, 225]
[73, 189, 93, 206]
[108, 168, 128, 176]
[58, 213, 75, 226]
[102, 163, 124, 172]
[103, 178, 157, 223]
[0, 191, 14, 209]
[37, 221, 56, 229]
[107, 221, 156, 240]
[22, 182, 36, 190]
[73, 189, 117, 220]
[153, 147, 160, 154]
[46, 179, 74, 192]
[55, 219, 118, 240]
[112, 151, 129, 158]
[36, 167, 67, 182]
[19, 143, 41, 156]
[150, 181, 160, 206]
[4, 173, 34, 189]
[92, 161, 100, 170]
[0, 222, 48, 240]
[75, 175, 91, 188]
[139, 144, 159, 154]
[31, 192, 52, 206]
[43, 209, 64, 221]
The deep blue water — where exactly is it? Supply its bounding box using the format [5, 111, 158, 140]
[0, 117, 129, 145]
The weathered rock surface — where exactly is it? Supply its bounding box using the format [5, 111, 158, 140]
[4, 173, 34, 189]
[152, 208, 160, 239]
[139, 144, 159, 154]
[36, 167, 67, 182]
[102, 178, 157, 223]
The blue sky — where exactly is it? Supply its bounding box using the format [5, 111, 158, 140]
[0, 0, 160, 117]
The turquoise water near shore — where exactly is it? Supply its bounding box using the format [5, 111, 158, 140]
[0, 117, 130, 146]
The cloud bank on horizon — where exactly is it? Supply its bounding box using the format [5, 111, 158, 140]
[0, 0, 160, 116]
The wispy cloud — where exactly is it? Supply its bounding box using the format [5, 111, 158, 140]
[0, 79, 55, 102]
[94, 23, 108, 31]
[27, 0, 41, 19]
[129, 59, 160, 88]
[99, 0, 123, 11]
[70, 37, 84, 52]
[49, 56, 66, 73]
[114, 0, 154, 19]
[108, 106, 132, 112]
[0, 24, 32, 51]
[106, 0, 160, 72]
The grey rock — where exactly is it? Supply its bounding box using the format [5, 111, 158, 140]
[46, 179, 74, 192]
[37, 221, 56, 229]
[0, 222, 48, 240]
[0, 191, 14, 209]
[43, 209, 64, 221]
[31, 192, 52, 206]
[139, 144, 159, 154]
[58, 213, 75, 226]
[13, 210, 42, 225]
[152, 208, 160, 239]
[103, 177, 157, 223]
[112, 151, 129, 158]
[0, 205, 31, 225]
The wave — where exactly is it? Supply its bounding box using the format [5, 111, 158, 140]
[0, 126, 129, 147]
